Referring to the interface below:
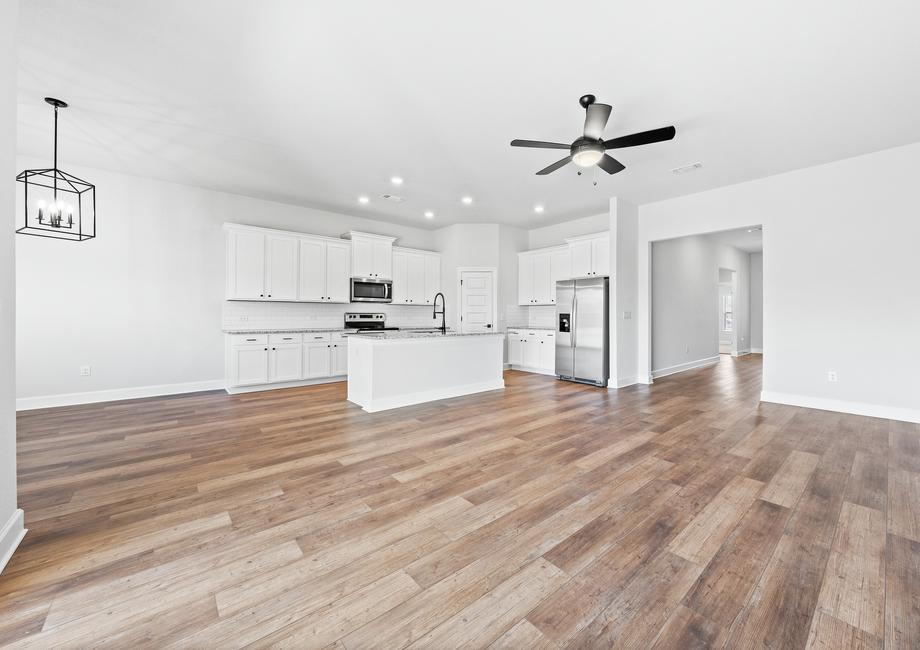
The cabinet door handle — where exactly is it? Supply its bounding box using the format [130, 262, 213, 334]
[264, 347, 268, 351]
[272, 347, 276, 351]
[260, 294, 264, 297]
[246, 338, 256, 342]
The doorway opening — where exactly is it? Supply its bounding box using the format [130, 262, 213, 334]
[718, 268, 736, 354]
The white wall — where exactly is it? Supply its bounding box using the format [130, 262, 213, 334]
[611, 198, 639, 386]
[528, 213, 608, 249]
[638, 142, 920, 422]
[1, 0, 24, 573]
[750, 252, 763, 351]
[433, 223, 501, 333]
[15, 160, 438, 406]
[651, 235, 751, 376]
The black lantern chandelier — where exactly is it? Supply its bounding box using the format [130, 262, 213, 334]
[16, 98, 96, 241]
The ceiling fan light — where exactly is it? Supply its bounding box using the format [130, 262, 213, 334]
[572, 146, 603, 168]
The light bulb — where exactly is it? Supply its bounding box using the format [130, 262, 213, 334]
[358, 196, 370, 204]
[461, 196, 473, 205]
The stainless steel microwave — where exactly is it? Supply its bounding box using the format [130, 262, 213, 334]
[350, 277, 392, 303]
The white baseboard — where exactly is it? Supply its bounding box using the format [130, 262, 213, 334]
[226, 376, 345, 394]
[761, 391, 920, 424]
[751, 347, 763, 354]
[731, 349, 751, 358]
[0, 509, 26, 575]
[16, 379, 226, 411]
[357, 379, 505, 413]
[652, 355, 721, 380]
[608, 376, 639, 388]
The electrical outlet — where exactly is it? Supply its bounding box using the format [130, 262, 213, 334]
[623, 311, 632, 320]
[827, 371, 838, 383]
[80, 365, 91, 377]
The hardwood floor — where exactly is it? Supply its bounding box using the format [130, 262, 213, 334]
[2, 355, 918, 648]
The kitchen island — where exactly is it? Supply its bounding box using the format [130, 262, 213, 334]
[347, 331, 505, 412]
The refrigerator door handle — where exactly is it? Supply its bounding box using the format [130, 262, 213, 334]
[571, 294, 577, 348]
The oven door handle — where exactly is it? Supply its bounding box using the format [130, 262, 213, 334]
[385, 283, 391, 300]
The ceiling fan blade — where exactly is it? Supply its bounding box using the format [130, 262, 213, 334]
[597, 154, 625, 175]
[510, 139, 570, 150]
[583, 103, 612, 140]
[605, 126, 676, 149]
[536, 156, 572, 175]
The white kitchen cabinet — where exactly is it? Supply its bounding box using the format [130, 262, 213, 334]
[423, 254, 440, 304]
[533, 253, 551, 304]
[265, 235, 299, 300]
[227, 229, 266, 300]
[392, 250, 409, 304]
[393, 247, 440, 305]
[407, 253, 426, 303]
[298, 238, 326, 301]
[507, 329, 555, 375]
[304, 339, 332, 379]
[230, 343, 269, 386]
[269, 342, 303, 383]
[348, 232, 395, 279]
[566, 233, 609, 278]
[519, 246, 566, 305]
[331, 337, 348, 376]
[539, 332, 555, 370]
[298, 238, 351, 303]
[523, 332, 541, 368]
[549, 247, 572, 303]
[507, 330, 523, 365]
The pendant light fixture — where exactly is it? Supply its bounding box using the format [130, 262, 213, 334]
[16, 97, 96, 241]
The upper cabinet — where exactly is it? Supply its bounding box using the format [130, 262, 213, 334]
[518, 246, 570, 305]
[393, 247, 441, 305]
[227, 229, 299, 301]
[298, 238, 351, 303]
[226, 224, 351, 303]
[346, 232, 395, 279]
[566, 232, 609, 277]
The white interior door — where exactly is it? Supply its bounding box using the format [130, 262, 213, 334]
[718, 284, 734, 354]
[460, 271, 494, 333]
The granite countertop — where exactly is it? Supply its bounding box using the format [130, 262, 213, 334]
[224, 327, 347, 335]
[223, 326, 454, 335]
[349, 330, 503, 341]
[505, 325, 556, 331]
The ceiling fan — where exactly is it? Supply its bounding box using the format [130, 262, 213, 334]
[511, 94, 676, 176]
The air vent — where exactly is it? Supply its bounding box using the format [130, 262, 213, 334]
[670, 162, 703, 175]
[380, 194, 405, 203]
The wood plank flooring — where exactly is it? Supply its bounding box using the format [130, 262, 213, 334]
[2, 354, 919, 649]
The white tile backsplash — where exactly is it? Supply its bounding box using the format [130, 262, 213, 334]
[223, 301, 440, 330]
[529, 306, 556, 328]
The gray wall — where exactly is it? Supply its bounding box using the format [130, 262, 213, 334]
[651, 235, 751, 375]
[750, 252, 763, 351]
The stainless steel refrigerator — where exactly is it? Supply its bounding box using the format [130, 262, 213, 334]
[555, 277, 609, 387]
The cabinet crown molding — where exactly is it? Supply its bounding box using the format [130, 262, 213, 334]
[563, 231, 610, 244]
[393, 245, 440, 256]
[341, 230, 398, 244]
[223, 222, 345, 245]
[518, 244, 568, 257]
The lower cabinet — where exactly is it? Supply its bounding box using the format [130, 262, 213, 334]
[228, 332, 348, 389]
[507, 329, 556, 375]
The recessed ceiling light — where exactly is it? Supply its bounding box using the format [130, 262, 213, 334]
[358, 196, 369, 204]
[390, 176, 403, 186]
[534, 205, 544, 214]
[461, 196, 473, 205]
[424, 211, 434, 219]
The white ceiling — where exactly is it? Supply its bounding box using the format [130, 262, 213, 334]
[708, 227, 763, 254]
[15, 1, 920, 229]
